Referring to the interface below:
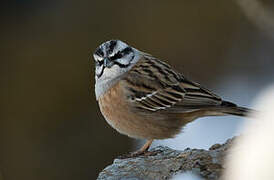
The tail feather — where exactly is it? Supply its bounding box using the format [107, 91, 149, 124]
[220, 100, 253, 117]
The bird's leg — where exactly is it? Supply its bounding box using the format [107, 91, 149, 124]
[128, 139, 156, 157]
[135, 139, 153, 155]
[118, 140, 161, 159]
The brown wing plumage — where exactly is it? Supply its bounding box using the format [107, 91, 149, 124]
[121, 54, 224, 113]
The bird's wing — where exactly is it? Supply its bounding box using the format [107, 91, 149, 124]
[122, 55, 222, 113]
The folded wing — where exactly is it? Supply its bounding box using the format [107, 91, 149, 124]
[123, 55, 223, 113]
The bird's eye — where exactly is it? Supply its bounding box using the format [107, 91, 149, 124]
[109, 47, 133, 61]
[110, 52, 123, 61]
[115, 54, 135, 67]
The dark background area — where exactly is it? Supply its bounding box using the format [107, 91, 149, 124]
[1, 1, 273, 180]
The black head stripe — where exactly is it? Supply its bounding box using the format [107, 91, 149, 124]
[109, 47, 133, 61]
[110, 52, 123, 61]
[94, 47, 104, 57]
[108, 40, 117, 54]
[121, 47, 133, 55]
[97, 60, 104, 66]
[112, 55, 135, 68]
[113, 61, 130, 68]
[97, 66, 105, 78]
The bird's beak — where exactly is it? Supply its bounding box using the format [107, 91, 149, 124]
[103, 58, 113, 68]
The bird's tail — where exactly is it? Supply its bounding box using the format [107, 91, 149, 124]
[220, 101, 254, 117]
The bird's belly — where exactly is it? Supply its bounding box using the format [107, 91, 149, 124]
[97, 83, 184, 139]
[99, 94, 151, 139]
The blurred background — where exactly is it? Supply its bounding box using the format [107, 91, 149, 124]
[1, 0, 273, 180]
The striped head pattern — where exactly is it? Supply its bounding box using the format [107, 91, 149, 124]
[93, 40, 141, 99]
[93, 40, 139, 79]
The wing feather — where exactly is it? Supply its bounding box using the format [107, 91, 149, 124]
[122, 54, 222, 113]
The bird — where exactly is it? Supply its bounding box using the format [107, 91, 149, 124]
[92, 39, 252, 157]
